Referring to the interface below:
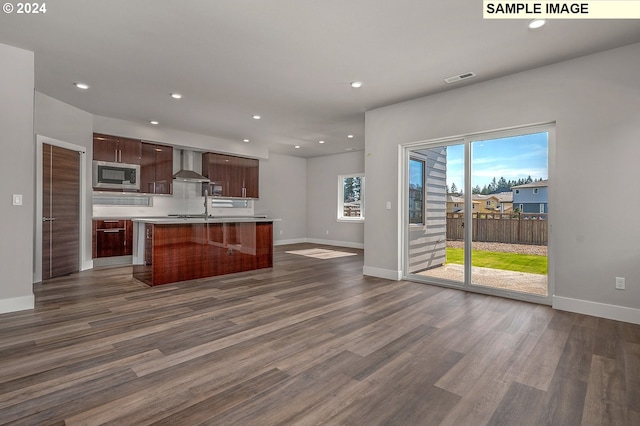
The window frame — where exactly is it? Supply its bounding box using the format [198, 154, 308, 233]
[337, 173, 365, 222]
[408, 157, 425, 225]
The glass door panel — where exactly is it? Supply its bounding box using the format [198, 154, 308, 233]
[469, 132, 549, 297]
[406, 142, 466, 286]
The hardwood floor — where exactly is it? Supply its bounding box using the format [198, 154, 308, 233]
[0, 243, 638, 425]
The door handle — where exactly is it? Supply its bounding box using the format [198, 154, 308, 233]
[42, 217, 56, 222]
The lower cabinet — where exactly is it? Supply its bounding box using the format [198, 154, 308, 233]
[92, 219, 133, 258]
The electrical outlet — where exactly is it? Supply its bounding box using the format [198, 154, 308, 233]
[615, 277, 625, 290]
[325, 230, 329, 235]
[279, 229, 283, 235]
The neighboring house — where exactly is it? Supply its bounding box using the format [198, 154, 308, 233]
[446, 194, 481, 213]
[446, 194, 464, 213]
[494, 191, 513, 213]
[512, 180, 548, 213]
[473, 194, 499, 213]
[472, 192, 513, 213]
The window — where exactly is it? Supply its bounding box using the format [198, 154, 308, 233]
[338, 174, 364, 221]
[409, 158, 424, 224]
[533, 188, 539, 194]
[486, 200, 491, 206]
[515, 189, 520, 194]
[540, 203, 545, 213]
[519, 203, 524, 211]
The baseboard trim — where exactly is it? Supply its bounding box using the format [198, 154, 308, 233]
[363, 266, 402, 281]
[0, 294, 35, 314]
[553, 296, 640, 325]
[274, 238, 308, 246]
[306, 238, 364, 249]
[81, 259, 94, 271]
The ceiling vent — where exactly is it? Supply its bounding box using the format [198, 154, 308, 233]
[444, 72, 476, 84]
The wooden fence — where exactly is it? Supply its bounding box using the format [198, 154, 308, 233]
[446, 213, 547, 245]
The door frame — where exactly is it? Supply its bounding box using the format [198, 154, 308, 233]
[400, 122, 555, 305]
[35, 135, 88, 283]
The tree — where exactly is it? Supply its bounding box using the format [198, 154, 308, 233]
[450, 182, 458, 194]
[343, 177, 361, 202]
[472, 185, 481, 194]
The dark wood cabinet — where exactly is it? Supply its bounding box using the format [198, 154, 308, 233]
[202, 152, 259, 198]
[141, 142, 173, 194]
[133, 221, 273, 286]
[93, 133, 141, 164]
[92, 219, 133, 258]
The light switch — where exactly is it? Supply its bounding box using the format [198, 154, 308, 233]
[12, 194, 22, 206]
[386, 201, 392, 210]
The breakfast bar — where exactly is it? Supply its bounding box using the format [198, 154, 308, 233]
[132, 217, 273, 286]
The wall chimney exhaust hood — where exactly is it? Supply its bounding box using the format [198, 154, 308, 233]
[172, 150, 210, 182]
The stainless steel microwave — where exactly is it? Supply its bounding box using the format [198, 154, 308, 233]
[92, 161, 140, 190]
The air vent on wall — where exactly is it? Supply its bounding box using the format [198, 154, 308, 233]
[444, 72, 476, 84]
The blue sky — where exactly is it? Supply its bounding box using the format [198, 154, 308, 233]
[445, 132, 548, 192]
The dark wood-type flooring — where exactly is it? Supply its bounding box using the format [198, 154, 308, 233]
[1, 243, 639, 425]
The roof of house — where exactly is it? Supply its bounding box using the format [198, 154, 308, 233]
[472, 192, 513, 202]
[493, 192, 513, 202]
[512, 180, 548, 189]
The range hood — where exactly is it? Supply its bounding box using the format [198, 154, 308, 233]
[173, 150, 210, 183]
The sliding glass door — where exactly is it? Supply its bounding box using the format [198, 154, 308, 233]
[406, 141, 466, 287]
[403, 125, 552, 304]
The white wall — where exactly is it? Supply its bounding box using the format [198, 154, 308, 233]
[0, 43, 35, 313]
[255, 153, 307, 244]
[364, 42, 640, 323]
[307, 151, 365, 248]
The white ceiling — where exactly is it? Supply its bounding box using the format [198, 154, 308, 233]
[1, 1, 639, 158]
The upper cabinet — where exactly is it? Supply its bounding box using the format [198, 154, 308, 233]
[202, 152, 259, 198]
[93, 133, 142, 164]
[141, 142, 173, 195]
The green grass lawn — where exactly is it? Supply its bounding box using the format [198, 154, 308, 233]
[446, 248, 547, 275]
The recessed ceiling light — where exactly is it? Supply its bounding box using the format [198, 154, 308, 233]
[252, 115, 261, 120]
[350, 81, 363, 88]
[294, 145, 301, 149]
[149, 120, 159, 125]
[347, 134, 354, 139]
[170, 93, 182, 99]
[319, 140, 325, 144]
[243, 139, 250, 143]
[528, 19, 546, 29]
[74, 82, 89, 90]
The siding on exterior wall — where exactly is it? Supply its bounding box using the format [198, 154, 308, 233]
[409, 148, 447, 273]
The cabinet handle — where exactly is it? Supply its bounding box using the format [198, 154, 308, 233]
[114, 149, 118, 162]
[242, 187, 246, 198]
[101, 229, 121, 233]
[42, 217, 55, 222]
[146, 228, 151, 239]
[103, 220, 119, 223]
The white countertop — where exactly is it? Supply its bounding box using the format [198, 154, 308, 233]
[131, 216, 276, 224]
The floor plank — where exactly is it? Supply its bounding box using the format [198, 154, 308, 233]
[0, 243, 637, 425]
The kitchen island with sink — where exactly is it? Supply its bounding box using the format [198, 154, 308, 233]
[132, 217, 273, 286]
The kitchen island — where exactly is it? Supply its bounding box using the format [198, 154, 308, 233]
[132, 217, 273, 286]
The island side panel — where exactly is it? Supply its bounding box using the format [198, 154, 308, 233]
[140, 221, 273, 286]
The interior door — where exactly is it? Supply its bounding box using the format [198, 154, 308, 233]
[43, 143, 80, 279]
